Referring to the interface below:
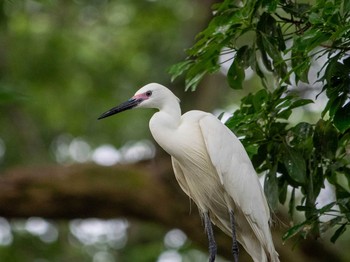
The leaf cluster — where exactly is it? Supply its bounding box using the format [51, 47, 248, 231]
[227, 86, 350, 242]
[170, 0, 350, 243]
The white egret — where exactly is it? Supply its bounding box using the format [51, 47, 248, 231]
[98, 83, 279, 262]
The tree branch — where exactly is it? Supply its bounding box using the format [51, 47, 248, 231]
[0, 158, 343, 261]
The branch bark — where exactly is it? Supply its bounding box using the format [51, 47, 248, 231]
[0, 158, 343, 261]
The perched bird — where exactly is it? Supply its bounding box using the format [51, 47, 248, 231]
[98, 83, 279, 262]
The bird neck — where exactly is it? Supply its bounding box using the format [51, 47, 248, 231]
[159, 101, 182, 124]
[149, 99, 182, 150]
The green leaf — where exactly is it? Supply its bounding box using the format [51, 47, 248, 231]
[252, 143, 268, 170]
[168, 60, 193, 82]
[320, 216, 342, 234]
[261, 33, 288, 79]
[277, 108, 292, 120]
[227, 58, 245, 90]
[309, 12, 323, 24]
[263, 0, 278, 12]
[278, 176, 288, 204]
[324, 60, 350, 100]
[236, 45, 252, 69]
[287, 128, 314, 173]
[282, 220, 309, 241]
[318, 202, 337, 214]
[289, 187, 296, 218]
[282, 146, 307, 185]
[334, 102, 350, 132]
[269, 122, 288, 136]
[289, 99, 314, 109]
[264, 164, 279, 210]
[298, 28, 331, 51]
[282, 2, 311, 17]
[185, 71, 207, 91]
[276, 24, 286, 51]
[330, 224, 347, 243]
[256, 33, 272, 72]
[256, 12, 289, 78]
[252, 89, 268, 111]
[343, 0, 350, 13]
[296, 205, 311, 212]
[288, 122, 314, 152]
[335, 184, 350, 199]
[291, 48, 311, 83]
[314, 119, 338, 159]
[329, 96, 346, 118]
[312, 166, 325, 200]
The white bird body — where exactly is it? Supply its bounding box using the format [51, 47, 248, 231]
[99, 83, 279, 262]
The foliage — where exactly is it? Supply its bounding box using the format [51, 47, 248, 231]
[170, 0, 350, 243]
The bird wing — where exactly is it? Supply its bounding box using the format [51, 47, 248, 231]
[198, 114, 271, 243]
[171, 157, 191, 197]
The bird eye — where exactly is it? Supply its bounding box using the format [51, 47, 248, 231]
[146, 91, 152, 97]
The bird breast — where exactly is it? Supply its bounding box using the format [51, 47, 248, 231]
[150, 111, 228, 215]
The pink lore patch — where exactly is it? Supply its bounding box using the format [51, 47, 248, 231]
[133, 93, 149, 100]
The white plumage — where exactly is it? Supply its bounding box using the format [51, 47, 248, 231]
[98, 83, 279, 262]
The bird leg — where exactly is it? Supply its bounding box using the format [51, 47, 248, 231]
[230, 210, 239, 262]
[203, 212, 217, 262]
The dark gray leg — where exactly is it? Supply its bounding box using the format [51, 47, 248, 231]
[230, 210, 239, 262]
[203, 212, 217, 262]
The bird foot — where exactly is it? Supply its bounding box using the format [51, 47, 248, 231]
[204, 212, 217, 262]
[230, 210, 239, 262]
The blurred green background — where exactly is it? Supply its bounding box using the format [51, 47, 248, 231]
[0, 0, 211, 167]
[1, 1, 349, 262]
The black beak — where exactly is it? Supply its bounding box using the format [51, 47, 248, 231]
[98, 98, 141, 120]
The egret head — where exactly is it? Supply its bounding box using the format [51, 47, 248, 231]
[98, 83, 179, 120]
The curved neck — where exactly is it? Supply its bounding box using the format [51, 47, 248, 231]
[158, 99, 181, 125]
[149, 98, 182, 152]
